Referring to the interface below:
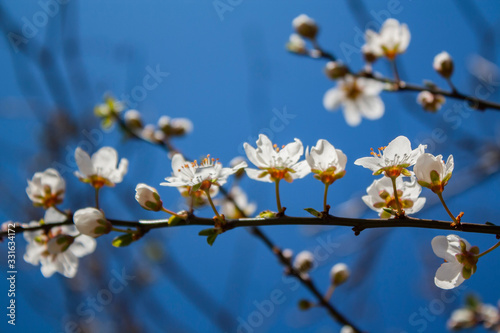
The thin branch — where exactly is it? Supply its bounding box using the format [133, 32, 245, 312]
[6, 214, 500, 238]
[292, 49, 500, 112]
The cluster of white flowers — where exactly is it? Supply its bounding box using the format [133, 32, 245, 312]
[23, 208, 96, 278]
[23, 146, 128, 278]
[288, 15, 458, 126]
[447, 297, 500, 331]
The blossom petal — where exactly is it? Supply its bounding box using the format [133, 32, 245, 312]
[290, 160, 311, 179]
[245, 168, 272, 183]
[323, 87, 344, 111]
[434, 262, 465, 290]
[91, 147, 119, 174]
[342, 102, 362, 126]
[75, 147, 94, 177]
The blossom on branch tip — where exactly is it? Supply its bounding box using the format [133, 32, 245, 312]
[414, 153, 454, 193]
[216, 186, 256, 219]
[74, 147, 128, 188]
[362, 176, 426, 218]
[161, 153, 246, 191]
[434, 51, 454, 79]
[26, 168, 65, 209]
[23, 208, 96, 278]
[158, 116, 193, 137]
[340, 326, 355, 333]
[135, 183, 163, 211]
[323, 75, 385, 127]
[73, 208, 112, 238]
[286, 34, 307, 54]
[244, 134, 310, 183]
[293, 251, 315, 274]
[417, 91, 445, 112]
[432, 234, 479, 289]
[305, 139, 347, 185]
[330, 263, 350, 286]
[354, 136, 426, 177]
[324, 61, 349, 80]
[292, 14, 318, 40]
[364, 18, 410, 60]
[124, 109, 143, 129]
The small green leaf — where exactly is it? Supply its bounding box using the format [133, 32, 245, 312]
[485, 221, 496, 226]
[207, 233, 218, 246]
[168, 215, 183, 226]
[258, 210, 277, 218]
[465, 294, 481, 310]
[198, 228, 216, 236]
[112, 234, 135, 247]
[304, 208, 322, 218]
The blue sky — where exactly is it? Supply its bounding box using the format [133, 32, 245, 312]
[1, 1, 500, 332]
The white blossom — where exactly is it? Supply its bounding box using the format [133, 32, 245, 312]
[26, 168, 65, 209]
[323, 75, 385, 127]
[135, 183, 163, 211]
[362, 176, 426, 218]
[330, 263, 350, 286]
[216, 186, 256, 219]
[286, 34, 307, 54]
[73, 208, 112, 238]
[417, 91, 445, 112]
[364, 18, 410, 59]
[414, 153, 454, 193]
[433, 51, 454, 78]
[74, 147, 128, 188]
[354, 136, 426, 177]
[293, 251, 315, 274]
[124, 109, 143, 129]
[161, 153, 246, 190]
[244, 134, 310, 183]
[292, 14, 318, 39]
[158, 116, 193, 136]
[340, 326, 355, 333]
[432, 234, 479, 289]
[23, 208, 96, 278]
[306, 139, 347, 185]
[447, 308, 475, 330]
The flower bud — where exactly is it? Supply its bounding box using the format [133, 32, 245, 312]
[124, 110, 143, 129]
[286, 34, 307, 54]
[47, 234, 74, 254]
[447, 308, 475, 330]
[135, 183, 163, 211]
[298, 299, 314, 310]
[340, 326, 355, 333]
[141, 124, 156, 141]
[282, 248, 293, 261]
[324, 61, 349, 80]
[417, 91, 445, 112]
[292, 14, 318, 40]
[158, 116, 193, 137]
[362, 45, 378, 64]
[73, 208, 112, 238]
[434, 51, 454, 78]
[330, 263, 350, 286]
[293, 251, 315, 273]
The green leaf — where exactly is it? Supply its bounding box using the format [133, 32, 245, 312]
[112, 234, 135, 247]
[206, 233, 218, 246]
[168, 215, 184, 226]
[198, 228, 216, 236]
[258, 210, 277, 218]
[304, 208, 322, 218]
[485, 221, 496, 226]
